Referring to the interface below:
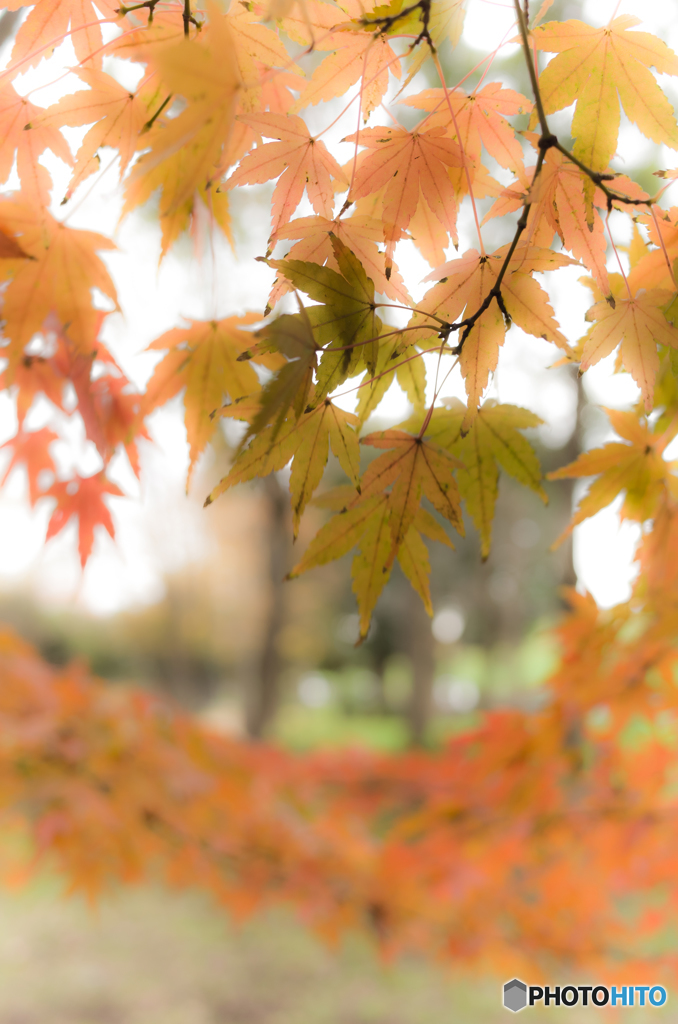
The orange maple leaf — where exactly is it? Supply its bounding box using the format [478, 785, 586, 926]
[344, 124, 463, 257]
[0, 426, 58, 506]
[629, 207, 678, 295]
[411, 244, 574, 416]
[46, 471, 123, 567]
[0, 82, 73, 205]
[226, 114, 348, 238]
[33, 69, 149, 199]
[0, 354, 66, 423]
[4, 0, 120, 71]
[484, 145, 648, 296]
[581, 292, 678, 411]
[291, 32, 401, 118]
[0, 198, 117, 361]
[54, 337, 147, 474]
[401, 82, 532, 184]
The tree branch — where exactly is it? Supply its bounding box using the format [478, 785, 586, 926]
[360, 0, 434, 52]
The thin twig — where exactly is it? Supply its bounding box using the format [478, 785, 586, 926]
[142, 93, 173, 132]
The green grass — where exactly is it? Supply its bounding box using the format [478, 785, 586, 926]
[274, 705, 410, 751]
[273, 704, 482, 752]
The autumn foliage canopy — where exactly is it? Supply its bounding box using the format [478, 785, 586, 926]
[1, 0, 678, 978]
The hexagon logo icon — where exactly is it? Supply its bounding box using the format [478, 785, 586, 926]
[504, 979, 528, 1012]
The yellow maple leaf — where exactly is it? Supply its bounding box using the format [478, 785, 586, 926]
[206, 401, 360, 536]
[420, 398, 546, 558]
[145, 315, 265, 478]
[548, 408, 678, 542]
[533, 15, 678, 173]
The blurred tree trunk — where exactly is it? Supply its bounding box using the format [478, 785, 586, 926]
[246, 474, 289, 740]
[557, 370, 586, 591]
[405, 587, 435, 747]
[0, 11, 20, 49]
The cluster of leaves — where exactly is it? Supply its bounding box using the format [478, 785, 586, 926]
[3, 527, 678, 977]
[0, 0, 676, 639]
[1, 0, 678, 970]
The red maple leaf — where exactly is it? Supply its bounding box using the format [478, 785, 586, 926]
[46, 471, 123, 567]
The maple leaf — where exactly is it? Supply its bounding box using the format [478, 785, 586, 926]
[291, 32, 400, 118]
[344, 125, 463, 256]
[403, 0, 466, 81]
[227, 1, 299, 103]
[532, 16, 678, 173]
[287, 492, 389, 637]
[580, 292, 678, 412]
[289, 477, 454, 637]
[46, 471, 123, 567]
[145, 315, 266, 477]
[54, 335, 147, 475]
[244, 303, 318, 442]
[0, 426, 58, 506]
[267, 235, 382, 396]
[269, 214, 410, 306]
[125, 5, 299, 226]
[33, 69, 149, 199]
[205, 401, 360, 536]
[416, 399, 546, 558]
[628, 207, 678, 295]
[0, 228, 28, 259]
[0, 199, 117, 361]
[0, 82, 73, 206]
[5, 0, 119, 71]
[127, 9, 241, 218]
[411, 244, 574, 418]
[289, 399, 360, 534]
[125, 168, 234, 259]
[356, 333, 425, 425]
[350, 494, 392, 639]
[226, 114, 348, 238]
[484, 149, 610, 296]
[401, 83, 532, 179]
[0, 353, 66, 423]
[548, 408, 678, 542]
[396, 507, 454, 615]
[360, 428, 464, 566]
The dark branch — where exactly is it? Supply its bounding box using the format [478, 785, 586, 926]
[360, 0, 434, 52]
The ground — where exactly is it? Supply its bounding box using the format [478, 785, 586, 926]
[0, 877, 667, 1023]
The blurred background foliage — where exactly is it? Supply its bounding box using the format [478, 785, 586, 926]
[0, 422, 574, 749]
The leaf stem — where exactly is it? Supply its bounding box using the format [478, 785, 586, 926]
[375, 303, 449, 327]
[432, 50, 485, 255]
[142, 93, 173, 132]
[330, 344, 446, 402]
[605, 212, 633, 300]
[649, 205, 674, 280]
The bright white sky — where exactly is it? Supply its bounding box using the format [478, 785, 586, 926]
[0, 0, 676, 616]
